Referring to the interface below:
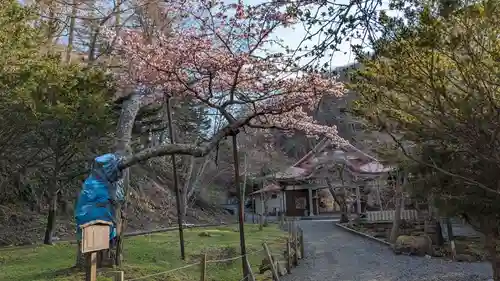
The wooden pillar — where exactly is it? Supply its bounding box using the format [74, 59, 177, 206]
[260, 193, 264, 215]
[315, 191, 320, 215]
[308, 188, 314, 216]
[85, 252, 97, 281]
[252, 197, 255, 223]
[355, 185, 361, 216]
[283, 189, 287, 216]
[281, 191, 285, 215]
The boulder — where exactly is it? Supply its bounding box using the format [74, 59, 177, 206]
[393, 235, 432, 256]
[277, 261, 287, 276]
[455, 254, 477, 262]
[259, 257, 271, 274]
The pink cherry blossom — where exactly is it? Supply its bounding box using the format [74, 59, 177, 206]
[104, 0, 348, 146]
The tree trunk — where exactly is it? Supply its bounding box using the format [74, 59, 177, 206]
[375, 182, 383, 210]
[355, 185, 361, 217]
[43, 191, 58, 245]
[326, 178, 348, 223]
[330, 187, 348, 223]
[389, 185, 403, 244]
[44, 154, 59, 245]
[182, 156, 195, 218]
[445, 217, 456, 259]
[485, 232, 500, 281]
[45, 2, 57, 44]
[113, 93, 141, 266]
[114, 170, 128, 266]
[75, 242, 85, 268]
[87, 2, 99, 62]
[65, 0, 77, 63]
[434, 220, 445, 246]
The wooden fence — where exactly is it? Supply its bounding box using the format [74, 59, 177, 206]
[365, 210, 419, 222]
[282, 220, 305, 278]
[101, 221, 305, 281]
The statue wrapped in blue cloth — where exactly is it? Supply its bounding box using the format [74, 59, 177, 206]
[74, 153, 125, 249]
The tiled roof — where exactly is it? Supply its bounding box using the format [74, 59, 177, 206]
[249, 183, 282, 195]
[253, 138, 394, 194]
[273, 166, 312, 181]
[274, 138, 394, 181]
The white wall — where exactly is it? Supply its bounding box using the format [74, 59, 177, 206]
[254, 192, 284, 215]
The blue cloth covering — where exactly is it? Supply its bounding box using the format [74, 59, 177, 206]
[74, 153, 125, 241]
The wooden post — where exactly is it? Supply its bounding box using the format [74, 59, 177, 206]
[355, 184, 361, 217]
[299, 228, 305, 259]
[308, 188, 314, 216]
[80, 220, 112, 281]
[286, 239, 292, 273]
[200, 253, 207, 281]
[231, 133, 249, 278]
[252, 198, 255, 224]
[245, 257, 256, 281]
[112, 271, 124, 281]
[293, 232, 299, 266]
[259, 193, 264, 230]
[85, 252, 97, 281]
[262, 243, 280, 281]
[166, 97, 186, 260]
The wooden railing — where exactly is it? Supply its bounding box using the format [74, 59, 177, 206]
[365, 210, 419, 222]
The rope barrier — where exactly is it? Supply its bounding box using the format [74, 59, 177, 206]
[124, 232, 290, 280]
[126, 262, 200, 281]
[126, 247, 270, 280]
[206, 254, 244, 263]
[205, 248, 265, 263]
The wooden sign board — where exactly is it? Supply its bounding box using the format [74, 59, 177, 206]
[81, 220, 112, 254]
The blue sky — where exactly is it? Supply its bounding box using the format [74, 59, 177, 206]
[243, 0, 397, 68]
[50, 0, 393, 69]
[32, 0, 399, 70]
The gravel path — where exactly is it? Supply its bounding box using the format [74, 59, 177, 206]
[282, 221, 492, 281]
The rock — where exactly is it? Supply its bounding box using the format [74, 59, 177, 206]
[455, 254, 477, 262]
[393, 235, 432, 256]
[277, 261, 287, 276]
[198, 231, 211, 237]
[259, 257, 271, 274]
[432, 248, 446, 257]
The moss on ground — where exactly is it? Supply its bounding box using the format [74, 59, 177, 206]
[0, 224, 287, 281]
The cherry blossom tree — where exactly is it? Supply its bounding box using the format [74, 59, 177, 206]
[104, 0, 347, 269]
[108, 0, 347, 166]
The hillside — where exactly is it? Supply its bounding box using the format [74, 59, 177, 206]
[0, 161, 235, 246]
[276, 62, 375, 157]
[0, 125, 293, 247]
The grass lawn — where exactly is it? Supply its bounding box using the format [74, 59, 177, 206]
[0, 224, 288, 281]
